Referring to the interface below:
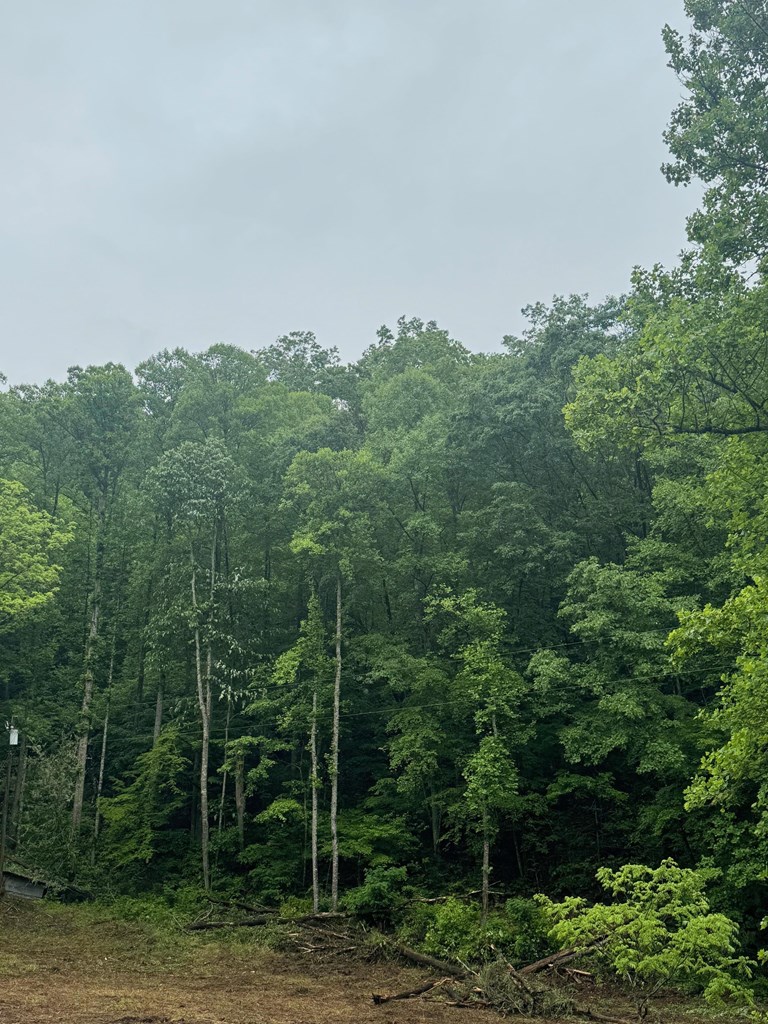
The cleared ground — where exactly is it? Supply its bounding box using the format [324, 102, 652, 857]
[0, 897, 749, 1024]
[0, 897, 501, 1024]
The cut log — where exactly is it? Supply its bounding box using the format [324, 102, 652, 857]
[391, 943, 467, 978]
[186, 911, 351, 932]
[519, 938, 607, 975]
[206, 896, 277, 915]
[187, 916, 272, 930]
[413, 890, 505, 905]
[372, 978, 448, 1004]
[561, 967, 595, 983]
[572, 1009, 633, 1024]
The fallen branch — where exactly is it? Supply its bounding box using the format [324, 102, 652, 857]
[572, 1009, 633, 1024]
[186, 911, 350, 932]
[187, 916, 272, 930]
[561, 967, 595, 984]
[443, 999, 493, 1008]
[206, 896, 277, 915]
[391, 942, 468, 978]
[372, 977, 449, 1004]
[519, 938, 607, 975]
[413, 890, 505, 904]
[300, 921, 355, 940]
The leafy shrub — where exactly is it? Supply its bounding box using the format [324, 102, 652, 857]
[502, 897, 551, 963]
[344, 866, 408, 923]
[422, 898, 491, 961]
[100, 728, 189, 868]
[537, 859, 754, 1016]
[400, 896, 550, 966]
[279, 894, 315, 918]
[106, 894, 181, 933]
[162, 883, 211, 920]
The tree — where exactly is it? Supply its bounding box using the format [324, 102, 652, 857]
[0, 479, 71, 628]
[253, 331, 343, 395]
[60, 363, 141, 835]
[100, 727, 189, 868]
[566, 273, 768, 451]
[150, 438, 237, 890]
[663, 0, 768, 262]
[670, 575, 768, 910]
[268, 591, 332, 909]
[429, 591, 527, 919]
[285, 447, 382, 909]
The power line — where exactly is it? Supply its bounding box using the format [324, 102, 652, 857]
[508, 624, 677, 659]
[110, 657, 737, 739]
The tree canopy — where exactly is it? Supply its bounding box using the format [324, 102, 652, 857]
[2, 4, 768, 997]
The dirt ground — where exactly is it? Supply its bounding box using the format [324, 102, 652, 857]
[0, 897, 750, 1024]
[0, 897, 504, 1024]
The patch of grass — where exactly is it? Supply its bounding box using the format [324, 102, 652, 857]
[0, 951, 39, 976]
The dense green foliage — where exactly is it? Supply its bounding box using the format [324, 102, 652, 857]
[2, 1, 768, 996]
[539, 860, 753, 1013]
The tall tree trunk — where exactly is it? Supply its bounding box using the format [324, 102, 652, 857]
[92, 622, 118, 864]
[72, 498, 105, 833]
[192, 522, 217, 892]
[481, 807, 490, 924]
[217, 696, 231, 835]
[330, 573, 342, 911]
[152, 672, 164, 747]
[10, 735, 26, 842]
[234, 751, 245, 851]
[134, 580, 153, 722]
[91, 703, 109, 863]
[190, 748, 200, 840]
[190, 540, 211, 891]
[310, 688, 320, 913]
[92, 624, 117, 861]
[429, 785, 441, 854]
[0, 745, 14, 895]
[512, 827, 524, 879]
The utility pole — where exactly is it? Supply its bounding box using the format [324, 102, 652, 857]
[0, 724, 18, 897]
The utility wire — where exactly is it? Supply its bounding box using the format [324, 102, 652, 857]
[112, 657, 738, 738]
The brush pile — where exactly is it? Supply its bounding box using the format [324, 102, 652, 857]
[186, 902, 631, 1021]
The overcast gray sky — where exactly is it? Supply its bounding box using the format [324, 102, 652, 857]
[1, 1, 698, 384]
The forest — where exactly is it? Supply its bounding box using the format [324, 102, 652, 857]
[3, 0, 768, 1009]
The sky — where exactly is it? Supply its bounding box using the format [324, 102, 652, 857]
[0, 1, 700, 384]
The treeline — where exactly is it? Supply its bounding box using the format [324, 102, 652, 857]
[2, 0, 768, 939]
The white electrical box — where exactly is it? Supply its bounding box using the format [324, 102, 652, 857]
[9, 728, 18, 746]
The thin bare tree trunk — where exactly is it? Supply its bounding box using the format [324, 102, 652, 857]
[92, 626, 117, 861]
[190, 538, 211, 892]
[481, 808, 490, 923]
[72, 499, 105, 833]
[234, 752, 245, 851]
[310, 689, 319, 912]
[152, 672, 164, 747]
[10, 735, 26, 842]
[0, 746, 14, 895]
[429, 785, 441, 854]
[217, 696, 231, 835]
[330, 574, 342, 911]
[91, 703, 109, 862]
[72, 591, 99, 830]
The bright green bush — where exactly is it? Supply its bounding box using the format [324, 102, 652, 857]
[537, 859, 754, 1016]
